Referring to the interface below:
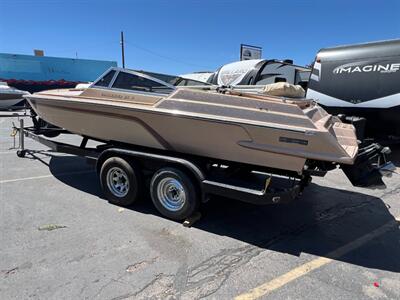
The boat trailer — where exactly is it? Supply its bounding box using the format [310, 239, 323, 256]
[13, 113, 395, 222]
[13, 118, 311, 221]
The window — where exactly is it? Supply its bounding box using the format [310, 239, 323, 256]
[255, 63, 294, 85]
[174, 78, 208, 86]
[275, 77, 287, 83]
[94, 70, 116, 87]
[112, 72, 173, 94]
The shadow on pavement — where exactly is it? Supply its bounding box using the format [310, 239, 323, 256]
[48, 154, 400, 273]
[389, 144, 400, 167]
[46, 154, 102, 198]
[196, 184, 400, 273]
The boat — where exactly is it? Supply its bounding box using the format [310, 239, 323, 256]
[0, 82, 30, 109]
[25, 67, 392, 188]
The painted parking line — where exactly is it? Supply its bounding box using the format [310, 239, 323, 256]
[0, 170, 94, 184]
[235, 215, 400, 300]
[0, 151, 20, 155]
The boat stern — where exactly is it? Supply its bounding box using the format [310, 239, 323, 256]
[323, 117, 392, 188]
[329, 121, 359, 163]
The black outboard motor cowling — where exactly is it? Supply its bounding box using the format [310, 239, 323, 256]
[341, 143, 394, 188]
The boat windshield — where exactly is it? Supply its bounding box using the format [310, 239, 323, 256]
[112, 71, 174, 94]
[92, 68, 211, 95]
[93, 70, 116, 87]
[138, 70, 211, 86]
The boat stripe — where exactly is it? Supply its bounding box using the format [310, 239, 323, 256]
[27, 95, 308, 133]
[30, 100, 174, 150]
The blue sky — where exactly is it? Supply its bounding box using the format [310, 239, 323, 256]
[0, 0, 399, 75]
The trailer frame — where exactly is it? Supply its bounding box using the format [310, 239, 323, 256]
[14, 120, 311, 220]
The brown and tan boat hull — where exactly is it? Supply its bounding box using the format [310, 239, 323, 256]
[27, 86, 359, 174]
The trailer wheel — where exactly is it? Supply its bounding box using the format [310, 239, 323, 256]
[150, 168, 199, 221]
[100, 157, 141, 206]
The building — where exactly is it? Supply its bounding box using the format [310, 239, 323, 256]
[0, 52, 117, 93]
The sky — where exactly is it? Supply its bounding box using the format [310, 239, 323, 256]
[0, 0, 399, 75]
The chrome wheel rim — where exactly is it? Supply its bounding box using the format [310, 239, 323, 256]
[157, 177, 186, 212]
[106, 167, 130, 197]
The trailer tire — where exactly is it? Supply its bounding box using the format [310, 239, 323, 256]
[150, 168, 199, 221]
[100, 157, 141, 207]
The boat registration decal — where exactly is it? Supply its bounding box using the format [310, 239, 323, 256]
[101, 92, 135, 100]
[279, 137, 308, 146]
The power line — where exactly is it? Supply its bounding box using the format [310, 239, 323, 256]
[124, 40, 213, 70]
[23, 36, 214, 70]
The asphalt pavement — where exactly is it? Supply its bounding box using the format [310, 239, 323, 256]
[1, 112, 399, 299]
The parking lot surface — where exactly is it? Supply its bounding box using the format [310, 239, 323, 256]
[1, 112, 400, 299]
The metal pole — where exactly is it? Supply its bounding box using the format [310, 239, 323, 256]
[120, 31, 125, 68]
[19, 118, 24, 150]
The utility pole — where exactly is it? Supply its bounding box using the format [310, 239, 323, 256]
[120, 31, 125, 68]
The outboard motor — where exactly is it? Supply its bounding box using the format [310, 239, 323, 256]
[341, 143, 395, 188]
